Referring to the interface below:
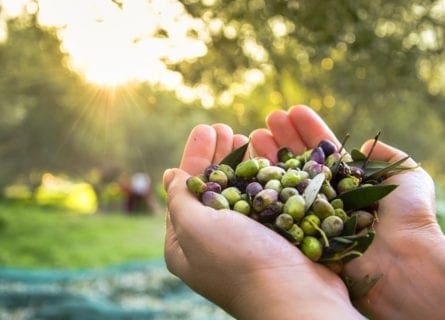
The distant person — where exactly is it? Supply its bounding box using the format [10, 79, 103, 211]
[121, 172, 159, 213]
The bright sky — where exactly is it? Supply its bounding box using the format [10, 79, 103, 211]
[0, 0, 208, 89]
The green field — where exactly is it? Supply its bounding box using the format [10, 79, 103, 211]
[0, 201, 444, 269]
[0, 202, 165, 268]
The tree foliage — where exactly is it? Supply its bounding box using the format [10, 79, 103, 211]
[1, 2, 444, 197]
[0, 14, 94, 190]
[171, 0, 445, 177]
[0, 12, 241, 193]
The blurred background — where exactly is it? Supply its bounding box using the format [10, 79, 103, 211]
[0, 0, 444, 319]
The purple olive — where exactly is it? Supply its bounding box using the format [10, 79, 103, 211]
[310, 147, 326, 164]
[252, 189, 279, 212]
[296, 179, 311, 194]
[201, 191, 230, 210]
[258, 207, 280, 223]
[350, 166, 365, 179]
[246, 182, 263, 198]
[205, 181, 222, 193]
[318, 139, 337, 157]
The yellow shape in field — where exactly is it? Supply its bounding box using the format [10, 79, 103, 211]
[35, 173, 97, 214]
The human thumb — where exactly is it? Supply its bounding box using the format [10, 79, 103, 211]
[163, 168, 177, 192]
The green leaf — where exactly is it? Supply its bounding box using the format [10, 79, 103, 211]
[219, 141, 250, 169]
[344, 273, 383, 301]
[320, 231, 375, 263]
[342, 231, 375, 263]
[351, 149, 367, 161]
[348, 159, 414, 177]
[303, 173, 325, 211]
[322, 239, 354, 257]
[336, 185, 398, 211]
[320, 247, 361, 262]
[331, 236, 355, 244]
[342, 215, 357, 236]
[364, 156, 410, 181]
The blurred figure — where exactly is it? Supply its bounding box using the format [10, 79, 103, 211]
[120, 172, 159, 214]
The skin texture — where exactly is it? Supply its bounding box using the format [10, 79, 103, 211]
[251, 105, 445, 320]
[164, 123, 363, 320]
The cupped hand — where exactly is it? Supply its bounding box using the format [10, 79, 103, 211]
[164, 123, 362, 319]
[253, 105, 445, 319]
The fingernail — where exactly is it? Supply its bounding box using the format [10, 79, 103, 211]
[163, 169, 176, 191]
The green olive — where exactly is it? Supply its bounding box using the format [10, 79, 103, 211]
[301, 236, 323, 262]
[275, 213, 294, 230]
[283, 194, 305, 222]
[301, 214, 321, 236]
[221, 187, 242, 206]
[288, 224, 304, 244]
[233, 200, 251, 215]
[235, 159, 260, 179]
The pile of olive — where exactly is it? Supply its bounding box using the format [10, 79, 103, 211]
[186, 139, 379, 267]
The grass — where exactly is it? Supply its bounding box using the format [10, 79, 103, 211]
[0, 200, 443, 270]
[0, 202, 165, 269]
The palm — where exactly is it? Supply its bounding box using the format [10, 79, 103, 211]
[342, 146, 439, 314]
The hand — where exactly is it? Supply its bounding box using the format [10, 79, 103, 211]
[164, 123, 362, 319]
[253, 105, 445, 319]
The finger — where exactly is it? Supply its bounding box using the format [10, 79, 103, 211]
[180, 124, 217, 175]
[266, 109, 306, 154]
[212, 124, 234, 164]
[250, 128, 279, 163]
[288, 105, 340, 149]
[360, 140, 417, 167]
[359, 140, 436, 222]
[233, 134, 249, 149]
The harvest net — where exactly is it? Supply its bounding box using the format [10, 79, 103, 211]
[0, 260, 232, 320]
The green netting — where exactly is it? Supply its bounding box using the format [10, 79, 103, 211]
[0, 260, 232, 320]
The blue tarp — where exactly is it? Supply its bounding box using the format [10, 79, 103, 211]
[0, 260, 232, 320]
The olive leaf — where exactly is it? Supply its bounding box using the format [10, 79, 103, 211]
[336, 185, 398, 211]
[344, 273, 383, 301]
[342, 231, 375, 263]
[320, 245, 361, 262]
[320, 231, 374, 262]
[330, 237, 354, 245]
[348, 160, 391, 176]
[322, 239, 354, 256]
[263, 223, 296, 243]
[219, 141, 250, 169]
[342, 215, 357, 236]
[303, 173, 325, 211]
[351, 149, 367, 161]
[364, 156, 410, 181]
[348, 159, 414, 177]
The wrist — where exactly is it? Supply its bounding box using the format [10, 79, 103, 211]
[229, 266, 364, 320]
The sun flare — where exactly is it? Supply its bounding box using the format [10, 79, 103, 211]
[1, 0, 207, 87]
